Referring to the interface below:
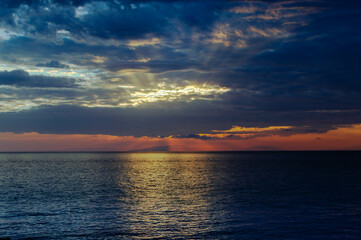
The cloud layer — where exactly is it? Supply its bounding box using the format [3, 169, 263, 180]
[0, 0, 360, 141]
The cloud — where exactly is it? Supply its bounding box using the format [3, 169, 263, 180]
[0, 103, 237, 136]
[36, 60, 70, 69]
[0, 102, 360, 138]
[0, 0, 360, 140]
[171, 134, 212, 140]
[0, 1, 226, 43]
[0, 69, 77, 88]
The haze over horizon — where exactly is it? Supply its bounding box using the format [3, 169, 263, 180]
[0, 0, 360, 151]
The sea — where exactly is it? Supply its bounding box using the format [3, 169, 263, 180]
[1, 152, 361, 239]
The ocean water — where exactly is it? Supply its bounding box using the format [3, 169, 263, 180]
[1, 152, 361, 240]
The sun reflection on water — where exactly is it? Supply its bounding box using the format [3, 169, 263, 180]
[116, 153, 217, 238]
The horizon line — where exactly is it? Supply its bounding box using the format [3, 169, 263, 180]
[0, 150, 360, 153]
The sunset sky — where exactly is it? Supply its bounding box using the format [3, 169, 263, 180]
[0, 0, 360, 151]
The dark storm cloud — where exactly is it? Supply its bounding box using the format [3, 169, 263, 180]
[0, 37, 136, 68]
[78, 3, 169, 40]
[0, 103, 360, 137]
[36, 60, 70, 69]
[0, 103, 236, 136]
[0, 0, 226, 42]
[0, 70, 77, 88]
[0, 0, 98, 9]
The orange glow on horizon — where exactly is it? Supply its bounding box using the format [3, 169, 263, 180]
[0, 124, 360, 152]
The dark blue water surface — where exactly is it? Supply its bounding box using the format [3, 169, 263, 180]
[1, 152, 361, 239]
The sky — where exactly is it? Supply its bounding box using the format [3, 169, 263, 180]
[0, 0, 360, 151]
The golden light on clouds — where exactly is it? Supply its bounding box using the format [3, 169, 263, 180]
[214, 125, 293, 133]
[127, 37, 162, 47]
[0, 82, 230, 112]
[208, 24, 247, 48]
[91, 56, 107, 64]
[130, 84, 231, 105]
[0, 97, 70, 112]
[194, 125, 293, 139]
